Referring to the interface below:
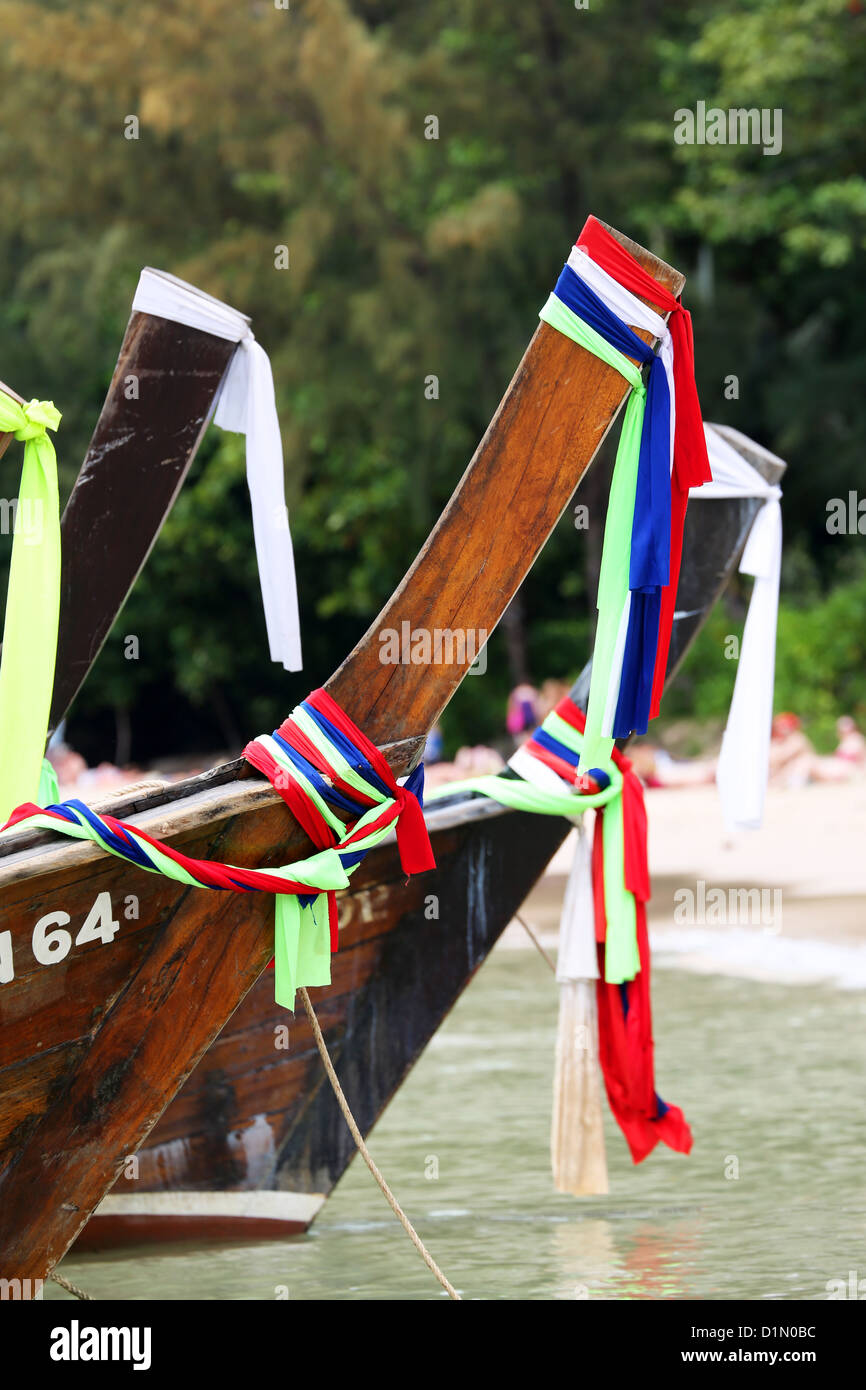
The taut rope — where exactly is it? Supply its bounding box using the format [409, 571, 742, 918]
[299, 987, 461, 1301]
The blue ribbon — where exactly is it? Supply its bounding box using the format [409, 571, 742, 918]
[552, 265, 671, 737]
[301, 699, 393, 800]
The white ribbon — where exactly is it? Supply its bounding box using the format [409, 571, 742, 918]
[697, 424, 783, 830]
[567, 248, 676, 737]
[556, 822, 599, 982]
[132, 268, 302, 671]
[508, 744, 598, 981]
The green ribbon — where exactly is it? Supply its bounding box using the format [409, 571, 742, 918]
[0, 395, 62, 823]
[427, 709, 640, 983]
[539, 293, 647, 774]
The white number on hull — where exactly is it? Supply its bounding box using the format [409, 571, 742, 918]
[75, 891, 120, 947]
[0, 892, 125, 984]
[0, 930, 12, 984]
[32, 910, 73, 965]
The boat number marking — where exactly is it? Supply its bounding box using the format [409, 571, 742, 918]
[0, 891, 121, 984]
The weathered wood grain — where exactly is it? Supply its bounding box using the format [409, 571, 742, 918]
[48, 308, 240, 733]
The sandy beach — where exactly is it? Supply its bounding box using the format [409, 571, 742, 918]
[507, 779, 866, 987]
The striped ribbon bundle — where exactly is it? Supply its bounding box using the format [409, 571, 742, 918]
[1, 689, 435, 1009]
[428, 695, 692, 1166]
[540, 220, 712, 774]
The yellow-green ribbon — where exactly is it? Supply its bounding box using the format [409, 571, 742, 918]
[539, 293, 646, 774]
[0, 394, 62, 823]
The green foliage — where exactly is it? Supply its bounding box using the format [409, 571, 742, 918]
[0, 0, 863, 759]
[661, 552, 866, 754]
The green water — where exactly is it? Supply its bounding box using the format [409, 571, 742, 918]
[49, 951, 866, 1301]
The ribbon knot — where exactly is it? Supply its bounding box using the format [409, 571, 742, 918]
[14, 399, 61, 441]
[575, 218, 712, 724]
[392, 762, 434, 876]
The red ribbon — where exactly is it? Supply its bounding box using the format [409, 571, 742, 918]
[243, 689, 435, 957]
[575, 217, 712, 720]
[554, 695, 692, 1162]
[301, 689, 436, 876]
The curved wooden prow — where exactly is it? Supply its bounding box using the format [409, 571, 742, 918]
[0, 380, 25, 463]
[0, 221, 684, 1281]
[327, 222, 683, 765]
[126, 425, 791, 1227]
[0, 289, 243, 735]
[48, 283, 243, 733]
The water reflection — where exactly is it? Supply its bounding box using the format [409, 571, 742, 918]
[50, 950, 866, 1300]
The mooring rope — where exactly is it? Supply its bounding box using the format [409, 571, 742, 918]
[49, 1271, 95, 1300]
[43, 917, 553, 1307]
[299, 987, 461, 1301]
[515, 912, 556, 973]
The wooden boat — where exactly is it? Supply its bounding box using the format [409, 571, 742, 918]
[0, 221, 691, 1281]
[71, 424, 786, 1246]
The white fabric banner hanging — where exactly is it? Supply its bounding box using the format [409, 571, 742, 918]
[132, 268, 302, 671]
[556, 821, 599, 982]
[697, 425, 783, 831]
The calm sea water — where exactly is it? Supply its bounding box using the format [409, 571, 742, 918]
[48, 949, 866, 1301]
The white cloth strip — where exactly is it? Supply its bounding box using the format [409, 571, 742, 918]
[508, 746, 598, 981]
[509, 744, 580, 801]
[602, 594, 632, 739]
[697, 424, 783, 831]
[557, 822, 599, 982]
[132, 268, 302, 671]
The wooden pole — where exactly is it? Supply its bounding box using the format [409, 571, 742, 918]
[0, 380, 24, 463]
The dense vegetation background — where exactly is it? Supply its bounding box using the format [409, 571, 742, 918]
[0, 0, 863, 762]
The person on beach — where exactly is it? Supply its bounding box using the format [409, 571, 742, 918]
[834, 715, 866, 768]
[506, 683, 540, 747]
[768, 711, 865, 786]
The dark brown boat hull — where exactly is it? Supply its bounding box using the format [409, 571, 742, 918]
[80, 797, 566, 1245]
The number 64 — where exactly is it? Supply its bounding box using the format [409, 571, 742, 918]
[32, 892, 120, 965]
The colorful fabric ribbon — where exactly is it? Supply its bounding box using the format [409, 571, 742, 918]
[575, 218, 712, 720]
[428, 695, 692, 1164]
[700, 425, 783, 830]
[0, 688, 434, 1009]
[539, 261, 671, 766]
[0, 393, 62, 824]
[131, 269, 303, 672]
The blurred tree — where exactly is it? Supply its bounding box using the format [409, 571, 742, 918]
[0, 0, 862, 760]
